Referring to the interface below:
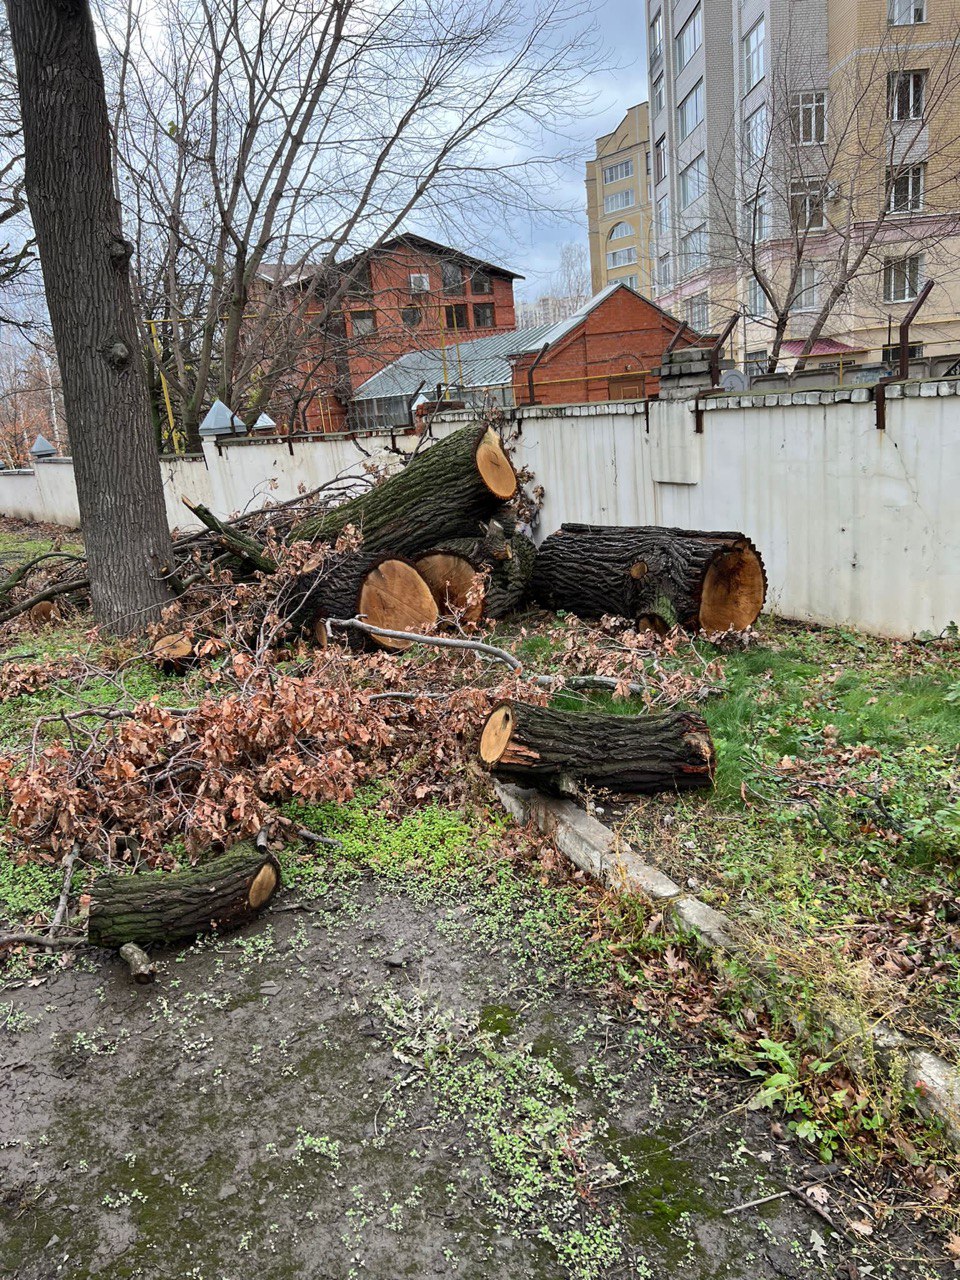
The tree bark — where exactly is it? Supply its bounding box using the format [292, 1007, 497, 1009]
[288, 553, 439, 651]
[6, 0, 175, 633]
[479, 701, 716, 795]
[529, 524, 766, 632]
[295, 425, 517, 553]
[88, 843, 281, 949]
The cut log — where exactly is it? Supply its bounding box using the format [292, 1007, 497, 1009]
[87, 842, 281, 949]
[484, 531, 537, 619]
[151, 632, 194, 672]
[414, 552, 486, 624]
[479, 700, 715, 795]
[529, 524, 766, 632]
[289, 554, 439, 651]
[295, 424, 517, 553]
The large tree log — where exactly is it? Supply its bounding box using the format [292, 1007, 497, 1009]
[289, 554, 439, 651]
[529, 524, 766, 632]
[414, 526, 537, 622]
[484, 531, 537, 619]
[88, 843, 281, 949]
[479, 700, 715, 795]
[295, 425, 517, 553]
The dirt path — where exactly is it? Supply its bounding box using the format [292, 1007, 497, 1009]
[0, 879, 921, 1279]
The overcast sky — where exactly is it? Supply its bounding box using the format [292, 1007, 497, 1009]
[500, 0, 647, 299]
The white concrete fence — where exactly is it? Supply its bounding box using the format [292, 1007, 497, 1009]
[1, 378, 957, 639]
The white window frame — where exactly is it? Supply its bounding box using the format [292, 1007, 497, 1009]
[606, 245, 638, 269]
[887, 164, 925, 213]
[609, 221, 633, 241]
[655, 136, 667, 184]
[743, 104, 768, 165]
[675, 6, 703, 72]
[685, 291, 709, 331]
[656, 195, 669, 236]
[747, 276, 768, 317]
[743, 18, 765, 92]
[653, 74, 664, 116]
[650, 10, 663, 62]
[602, 158, 634, 184]
[744, 191, 768, 242]
[679, 153, 706, 209]
[677, 80, 704, 142]
[658, 254, 672, 290]
[791, 264, 819, 312]
[679, 223, 707, 277]
[888, 0, 925, 24]
[604, 188, 635, 213]
[883, 253, 923, 302]
[408, 272, 430, 293]
[791, 91, 826, 144]
[790, 180, 826, 230]
[888, 70, 926, 121]
[614, 274, 640, 290]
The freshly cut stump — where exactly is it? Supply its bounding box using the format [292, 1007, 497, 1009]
[295, 424, 517, 553]
[479, 701, 715, 795]
[88, 843, 281, 949]
[415, 553, 486, 624]
[530, 524, 766, 632]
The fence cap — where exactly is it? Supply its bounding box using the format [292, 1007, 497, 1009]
[29, 433, 57, 459]
[199, 399, 247, 437]
[252, 412, 275, 430]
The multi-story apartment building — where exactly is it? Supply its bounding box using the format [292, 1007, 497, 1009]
[644, 0, 960, 369]
[585, 105, 656, 296]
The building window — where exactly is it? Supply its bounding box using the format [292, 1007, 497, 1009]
[685, 291, 709, 330]
[658, 254, 672, 290]
[746, 348, 768, 375]
[675, 5, 702, 71]
[470, 270, 493, 295]
[887, 163, 925, 212]
[408, 272, 430, 294]
[743, 18, 765, 91]
[656, 196, 669, 236]
[609, 221, 633, 241]
[650, 10, 663, 62]
[347, 260, 372, 297]
[401, 305, 422, 328]
[606, 246, 638, 268]
[615, 274, 640, 289]
[602, 158, 634, 184]
[604, 188, 635, 213]
[888, 70, 926, 120]
[677, 80, 704, 141]
[745, 190, 767, 241]
[743, 104, 768, 165]
[747, 276, 768, 317]
[441, 262, 464, 294]
[679, 153, 706, 208]
[655, 136, 667, 183]
[653, 75, 664, 116]
[791, 264, 818, 312]
[790, 180, 826, 230]
[889, 0, 925, 23]
[883, 253, 923, 302]
[444, 303, 468, 329]
[351, 310, 376, 336]
[882, 341, 924, 363]
[679, 224, 707, 276]
[791, 91, 826, 144]
[473, 302, 495, 328]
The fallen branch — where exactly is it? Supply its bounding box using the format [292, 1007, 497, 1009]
[0, 931, 86, 949]
[0, 551, 85, 603]
[0, 574, 91, 626]
[49, 842, 79, 934]
[119, 942, 157, 984]
[181, 498, 277, 575]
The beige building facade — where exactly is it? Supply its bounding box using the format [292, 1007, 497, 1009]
[585, 104, 655, 297]
[643, 0, 960, 371]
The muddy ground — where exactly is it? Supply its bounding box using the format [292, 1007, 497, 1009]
[0, 876, 942, 1279]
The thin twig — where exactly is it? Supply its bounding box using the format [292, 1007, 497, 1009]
[49, 842, 79, 935]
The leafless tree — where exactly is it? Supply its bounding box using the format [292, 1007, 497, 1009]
[695, 19, 960, 371]
[98, 0, 600, 448]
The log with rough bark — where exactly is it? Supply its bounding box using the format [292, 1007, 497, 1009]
[529, 524, 766, 632]
[289, 554, 439, 651]
[413, 523, 536, 622]
[295, 425, 517, 553]
[88, 842, 281, 949]
[479, 700, 715, 795]
[484, 531, 537, 619]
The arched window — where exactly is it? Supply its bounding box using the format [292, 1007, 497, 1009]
[609, 222, 632, 241]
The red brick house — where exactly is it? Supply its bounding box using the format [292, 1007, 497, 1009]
[351, 283, 701, 427]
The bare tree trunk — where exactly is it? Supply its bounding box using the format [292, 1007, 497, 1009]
[6, 0, 175, 633]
